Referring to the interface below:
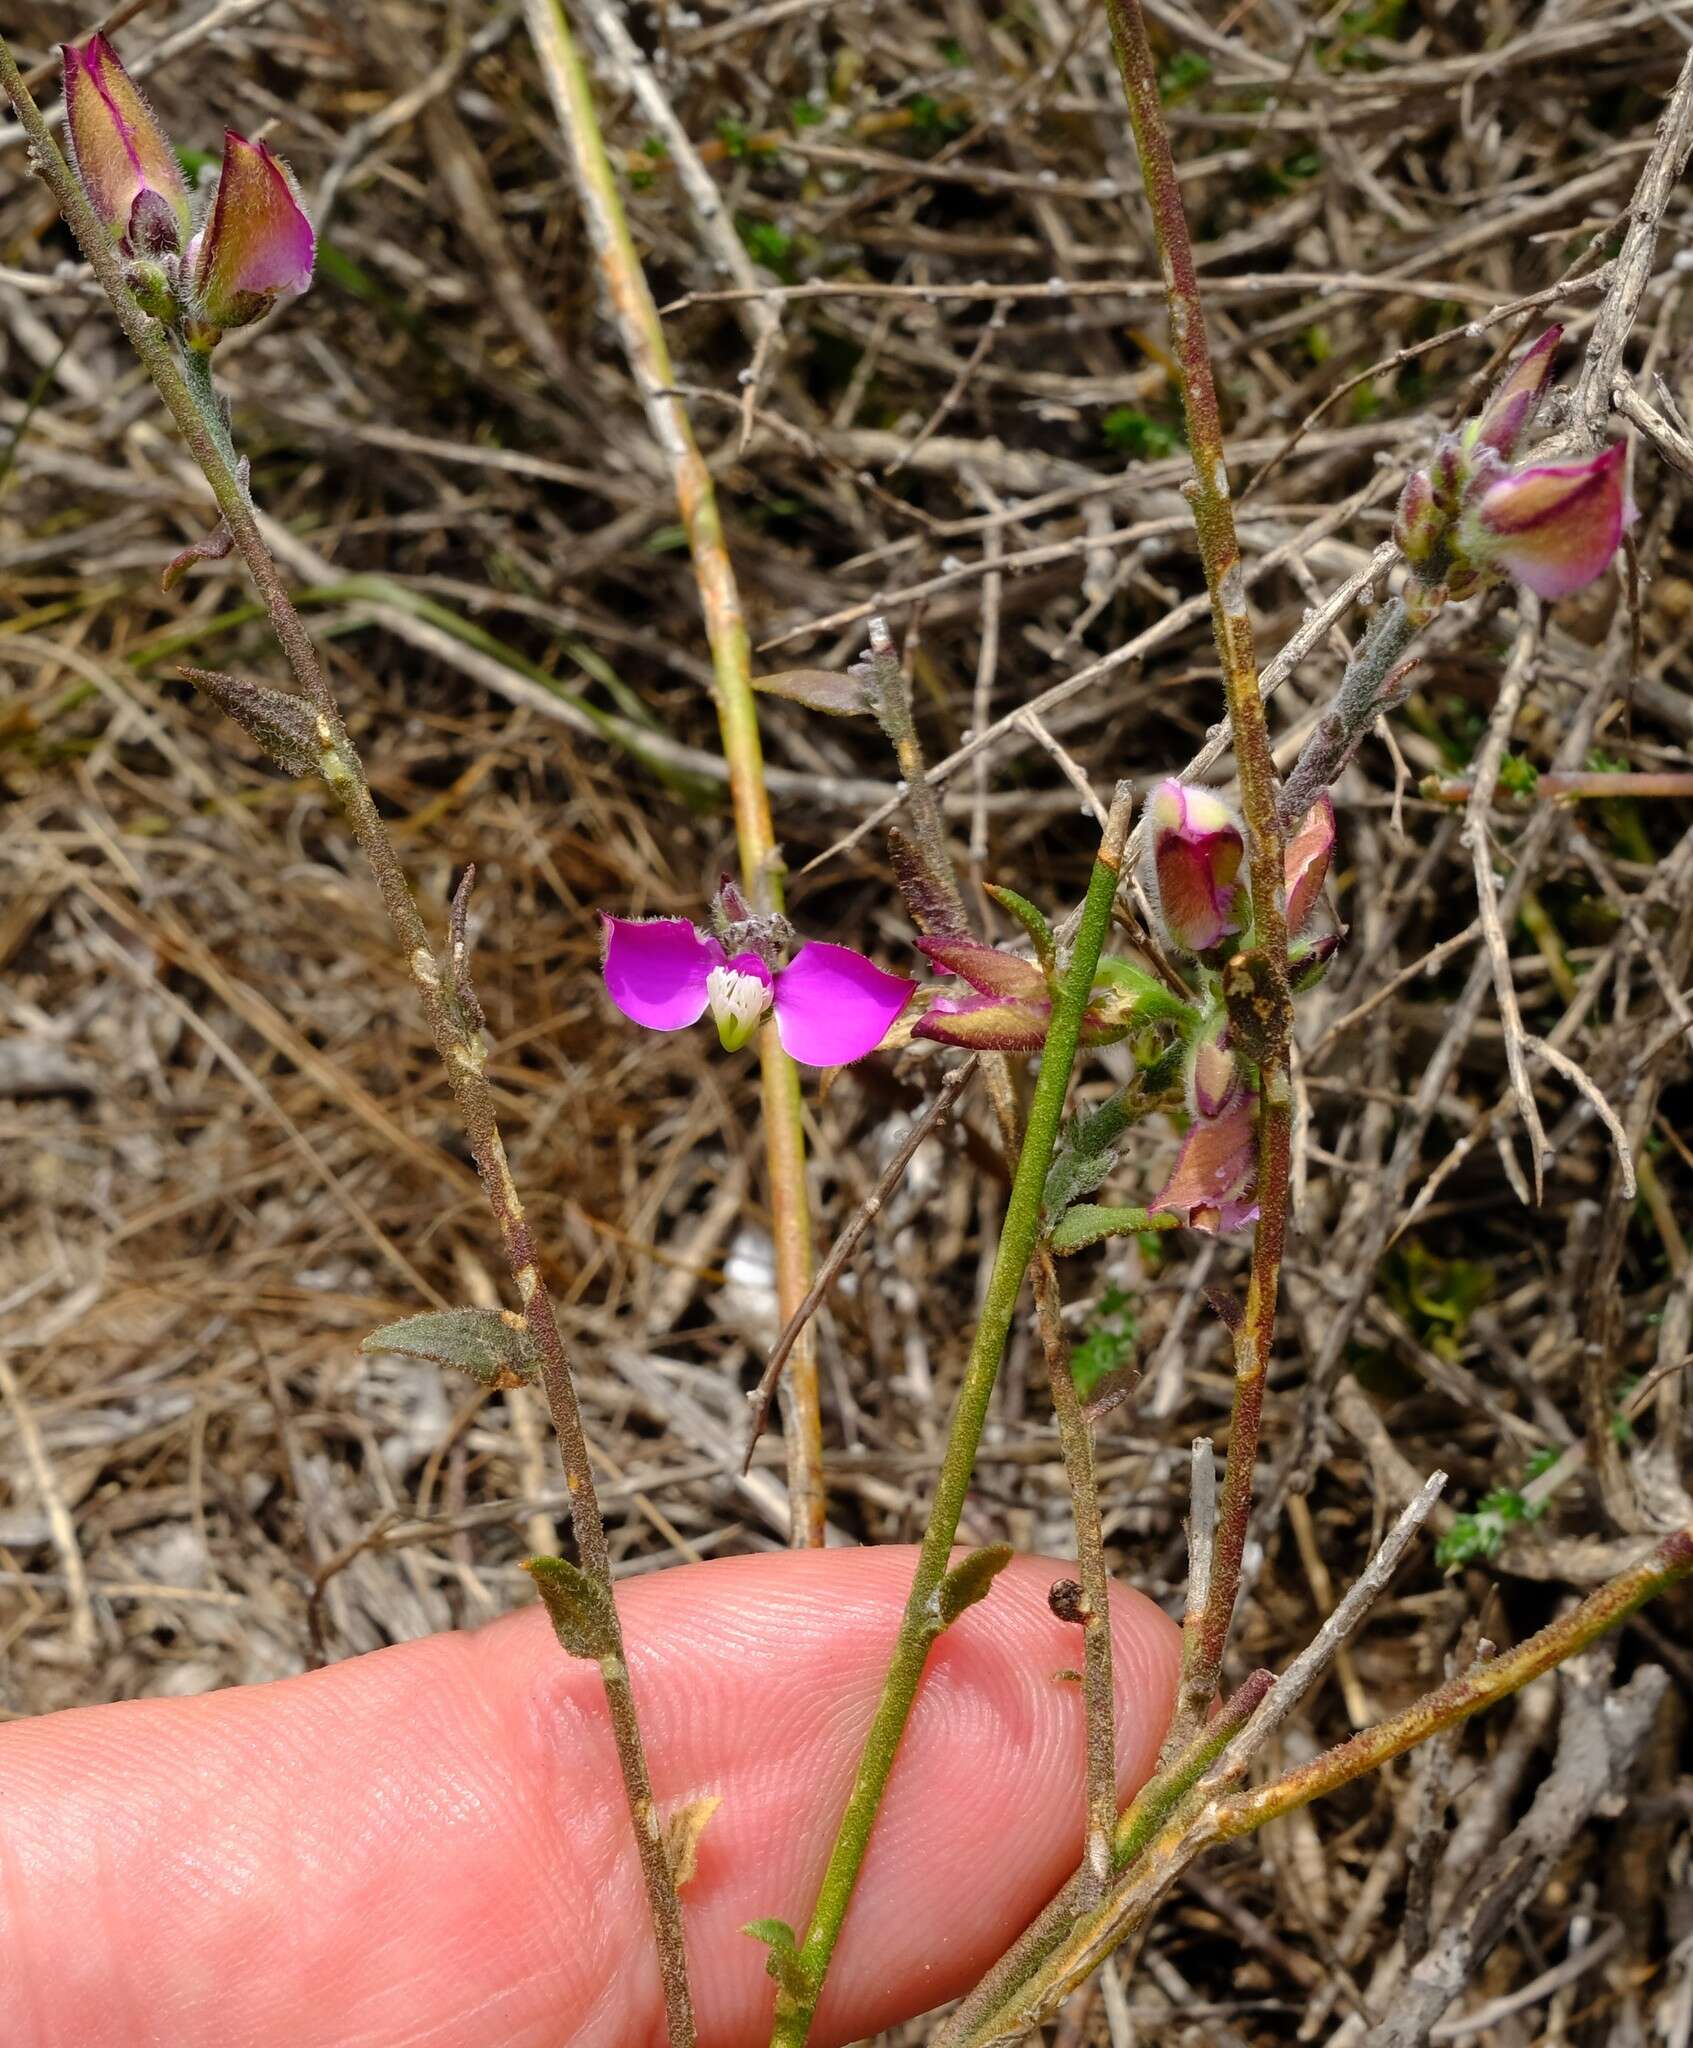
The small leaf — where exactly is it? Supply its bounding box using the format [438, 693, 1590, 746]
[985, 884, 1056, 982]
[935, 1542, 1014, 1630]
[888, 825, 963, 936]
[662, 1794, 722, 1889]
[181, 666, 321, 778]
[1050, 1204, 1164, 1254]
[743, 1918, 813, 2009]
[753, 668, 873, 717]
[522, 1555, 620, 1661]
[361, 1306, 537, 1389]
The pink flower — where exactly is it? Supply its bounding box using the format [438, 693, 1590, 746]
[61, 34, 190, 257]
[600, 915, 913, 1066]
[1152, 1088, 1258, 1235]
[1464, 327, 1562, 463]
[189, 131, 315, 337]
[1144, 779, 1245, 956]
[1467, 443, 1632, 601]
[1283, 795, 1335, 937]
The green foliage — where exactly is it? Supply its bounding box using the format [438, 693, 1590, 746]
[1438, 1445, 1562, 1571]
[744, 1919, 813, 2011]
[935, 1544, 1015, 1629]
[1499, 752, 1540, 796]
[906, 92, 968, 143]
[361, 1305, 538, 1388]
[738, 217, 797, 279]
[1158, 50, 1212, 101]
[1388, 1240, 1494, 1360]
[1069, 1285, 1139, 1397]
[1101, 405, 1180, 459]
[788, 97, 825, 128]
[716, 115, 754, 158]
[985, 882, 1057, 981]
[522, 1555, 620, 1659]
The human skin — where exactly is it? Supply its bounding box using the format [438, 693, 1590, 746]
[1, 1544, 1179, 2048]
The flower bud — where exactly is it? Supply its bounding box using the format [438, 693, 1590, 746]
[61, 35, 190, 257]
[1463, 326, 1562, 463]
[1187, 1012, 1239, 1120]
[1143, 778, 1244, 957]
[1283, 794, 1335, 937]
[188, 131, 315, 339]
[1152, 1089, 1258, 1235]
[1464, 442, 1631, 601]
[1392, 467, 1443, 565]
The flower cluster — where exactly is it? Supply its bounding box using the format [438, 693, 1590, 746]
[62, 35, 314, 347]
[1393, 327, 1631, 614]
[599, 881, 915, 1068]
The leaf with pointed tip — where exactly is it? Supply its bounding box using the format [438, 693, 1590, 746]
[361, 1306, 537, 1389]
[181, 666, 321, 778]
[753, 668, 874, 716]
[1050, 1203, 1169, 1254]
[522, 1554, 620, 1661]
[663, 1794, 722, 1889]
[1042, 1143, 1120, 1218]
[985, 884, 1056, 983]
[935, 1542, 1014, 1631]
[887, 825, 963, 937]
[743, 1918, 813, 2009]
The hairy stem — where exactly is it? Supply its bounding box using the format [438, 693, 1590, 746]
[523, 0, 825, 1551]
[1101, 0, 1290, 1753]
[1032, 1251, 1115, 1903]
[1278, 594, 1420, 827]
[769, 787, 1135, 2048]
[0, 38, 696, 2047]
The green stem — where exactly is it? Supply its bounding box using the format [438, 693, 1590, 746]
[769, 785, 1136, 2048]
[0, 37, 696, 2048]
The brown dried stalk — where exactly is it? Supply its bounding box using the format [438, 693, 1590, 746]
[522, 0, 826, 1552]
[0, 36, 697, 2048]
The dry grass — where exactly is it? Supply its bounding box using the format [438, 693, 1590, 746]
[3, 0, 1693, 2038]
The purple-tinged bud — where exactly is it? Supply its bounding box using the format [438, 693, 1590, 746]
[1144, 778, 1244, 957]
[1430, 435, 1465, 513]
[1392, 467, 1443, 565]
[1464, 327, 1562, 463]
[915, 994, 1050, 1053]
[1187, 1013, 1239, 1120]
[1152, 1090, 1258, 1235]
[1464, 443, 1632, 601]
[916, 934, 1048, 1001]
[188, 131, 315, 339]
[61, 35, 190, 257]
[1283, 794, 1335, 937]
[1290, 928, 1342, 991]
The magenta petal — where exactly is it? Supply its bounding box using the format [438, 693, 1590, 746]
[1153, 1092, 1258, 1230]
[772, 942, 915, 1065]
[600, 915, 721, 1031]
[916, 933, 1047, 999]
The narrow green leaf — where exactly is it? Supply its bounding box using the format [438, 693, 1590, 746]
[1050, 1203, 1170, 1254]
[743, 1918, 813, 2008]
[935, 1542, 1015, 1630]
[361, 1306, 537, 1389]
[522, 1555, 620, 1661]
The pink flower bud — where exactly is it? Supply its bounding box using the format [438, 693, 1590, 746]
[1466, 443, 1631, 601]
[1144, 779, 1244, 957]
[1187, 1013, 1239, 1120]
[189, 131, 315, 338]
[1152, 1089, 1258, 1235]
[1392, 468, 1443, 564]
[61, 35, 190, 257]
[1283, 795, 1335, 937]
[1464, 327, 1562, 463]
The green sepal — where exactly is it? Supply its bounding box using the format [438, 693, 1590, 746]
[361, 1306, 537, 1389]
[522, 1555, 620, 1661]
[1091, 955, 1200, 1030]
[934, 1542, 1015, 1631]
[985, 884, 1057, 985]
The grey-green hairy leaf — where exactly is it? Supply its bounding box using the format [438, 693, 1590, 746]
[522, 1555, 620, 1661]
[361, 1306, 538, 1388]
[1050, 1203, 1161, 1254]
[753, 668, 873, 717]
[935, 1542, 1015, 1630]
[181, 666, 321, 778]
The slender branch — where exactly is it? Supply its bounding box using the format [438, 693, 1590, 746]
[522, 0, 826, 1551]
[768, 786, 1135, 2048]
[0, 38, 696, 2048]
[1032, 1251, 1116, 1902]
[1424, 769, 1693, 804]
[1101, 0, 1291, 1752]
